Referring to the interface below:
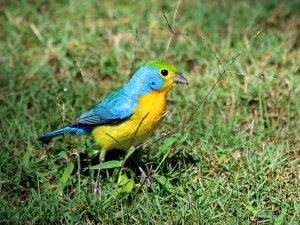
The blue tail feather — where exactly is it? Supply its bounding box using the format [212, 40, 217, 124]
[38, 124, 92, 144]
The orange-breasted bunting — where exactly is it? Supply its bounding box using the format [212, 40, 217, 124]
[39, 60, 188, 191]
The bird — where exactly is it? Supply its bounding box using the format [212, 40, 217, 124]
[38, 60, 188, 192]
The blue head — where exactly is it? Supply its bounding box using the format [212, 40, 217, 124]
[124, 60, 188, 96]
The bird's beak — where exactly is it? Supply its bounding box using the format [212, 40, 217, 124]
[173, 73, 188, 85]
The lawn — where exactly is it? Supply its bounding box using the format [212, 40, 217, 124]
[0, 0, 299, 224]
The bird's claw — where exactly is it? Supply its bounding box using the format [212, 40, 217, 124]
[138, 166, 152, 189]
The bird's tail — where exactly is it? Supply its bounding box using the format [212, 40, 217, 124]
[38, 124, 92, 144]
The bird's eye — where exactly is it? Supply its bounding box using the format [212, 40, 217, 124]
[161, 69, 168, 76]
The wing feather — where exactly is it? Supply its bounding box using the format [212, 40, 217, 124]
[75, 90, 136, 125]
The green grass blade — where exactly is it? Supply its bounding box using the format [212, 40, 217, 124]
[89, 160, 122, 170]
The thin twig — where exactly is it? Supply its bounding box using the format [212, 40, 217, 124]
[133, 123, 181, 151]
[163, 1, 181, 59]
[105, 132, 127, 150]
[200, 34, 225, 71]
[130, 28, 139, 75]
[75, 59, 87, 84]
[185, 29, 263, 125]
[163, 12, 174, 60]
[163, 11, 173, 33]
[154, 108, 170, 122]
[227, 71, 276, 79]
[104, 113, 150, 154]
[130, 113, 150, 148]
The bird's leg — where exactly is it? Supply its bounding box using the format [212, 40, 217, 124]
[94, 168, 101, 194]
[94, 153, 105, 194]
[129, 158, 152, 188]
[138, 166, 147, 180]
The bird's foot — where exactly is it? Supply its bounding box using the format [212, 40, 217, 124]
[94, 169, 101, 194]
[138, 166, 153, 189]
[128, 158, 153, 190]
[93, 183, 101, 194]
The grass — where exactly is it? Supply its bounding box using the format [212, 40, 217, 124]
[0, 0, 299, 224]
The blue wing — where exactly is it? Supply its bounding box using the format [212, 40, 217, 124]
[38, 89, 137, 144]
[75, 89, 137, 125]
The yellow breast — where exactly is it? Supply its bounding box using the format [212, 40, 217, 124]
[92, 91, 166, 152]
